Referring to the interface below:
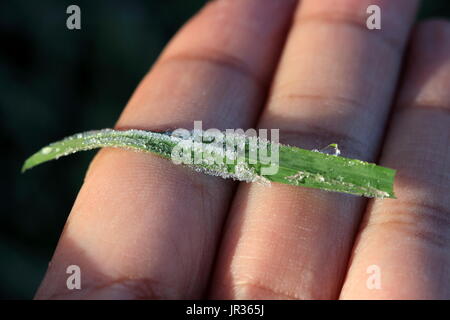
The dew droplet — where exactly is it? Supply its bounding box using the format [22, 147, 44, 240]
[317, 143, 341, 156]
[41, 147, 52, 155]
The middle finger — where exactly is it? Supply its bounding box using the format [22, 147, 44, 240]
[210, 0, 419, 299]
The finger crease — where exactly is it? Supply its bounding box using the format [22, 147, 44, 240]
[159, 49, 267, 90]
[293, 12, 404, 52]
[369, 201, 450, 248]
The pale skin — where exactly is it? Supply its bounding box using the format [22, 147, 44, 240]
[35, 0, 450, 299]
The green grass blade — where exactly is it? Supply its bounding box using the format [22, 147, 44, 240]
[22, 129, 396, 198]
[268, 144, 395, 198]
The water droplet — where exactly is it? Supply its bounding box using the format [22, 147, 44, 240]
[41, 147, 52, 155]
[317, 143, 341, 156]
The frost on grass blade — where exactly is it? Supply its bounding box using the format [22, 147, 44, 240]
[21, 129, 179, 173]
[22, 129, 396, 199]
[269, 144, 396, 199]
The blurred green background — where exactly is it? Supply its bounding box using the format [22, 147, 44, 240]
[1, 0, 449, 299]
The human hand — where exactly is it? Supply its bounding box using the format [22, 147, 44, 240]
[35, 0, 450, 299]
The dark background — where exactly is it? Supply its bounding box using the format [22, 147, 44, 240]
[1, 0, 449, 299]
